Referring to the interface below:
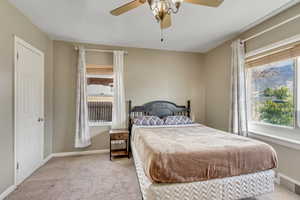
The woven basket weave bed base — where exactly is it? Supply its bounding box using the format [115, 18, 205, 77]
[132, 146, 275, 200]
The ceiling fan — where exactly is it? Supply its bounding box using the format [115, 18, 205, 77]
[110, 0, 224, 30]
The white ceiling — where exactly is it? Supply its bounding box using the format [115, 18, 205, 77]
[9, 0, 299, 52]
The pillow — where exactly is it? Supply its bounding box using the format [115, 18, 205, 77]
[133, 116, 164, 126]
[164, 115, 193, 125]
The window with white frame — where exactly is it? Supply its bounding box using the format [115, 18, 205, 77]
[247, 59, 296, 127]
[245, 43, 300, 138]
[86, 65, 113, 126]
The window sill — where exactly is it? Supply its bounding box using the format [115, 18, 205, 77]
[89, 122, 112, 127]
[249, 130, 300, 151]
[250, 121, 294, 130]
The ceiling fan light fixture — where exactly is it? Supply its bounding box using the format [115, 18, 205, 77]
[149, 0, 182, 23]
[150, 0, 171, 20]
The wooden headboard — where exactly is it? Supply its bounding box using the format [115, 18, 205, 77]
[128, 100, 191, 130]
[127, 100, 190, 153]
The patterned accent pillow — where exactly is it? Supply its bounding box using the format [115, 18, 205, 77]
[164, 115, 193, 125]
[133, 116, 164, 126]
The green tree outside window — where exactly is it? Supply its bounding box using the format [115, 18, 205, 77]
[259, 87, 294, 126]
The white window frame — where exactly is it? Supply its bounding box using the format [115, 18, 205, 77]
[246, 49, 300, 147]
[87, 74, 113, 127]
[89, 121, 112, 127]
[247, 59, 298, 128]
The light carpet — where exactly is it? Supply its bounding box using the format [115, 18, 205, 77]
[6, 153, 300, 200]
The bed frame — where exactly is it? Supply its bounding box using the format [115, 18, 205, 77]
[128, 100, 275, 200]
[128, 100, 190, 160]
[128, 100, 190, 153]
[128, 100, 190, 131]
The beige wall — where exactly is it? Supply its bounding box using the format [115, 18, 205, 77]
[203, 2, 300, 182]
[265, 141, 300, 182]
[204, 40, 231, 131]
[53, 41, 205, 153]
[0, 0, 53, 194]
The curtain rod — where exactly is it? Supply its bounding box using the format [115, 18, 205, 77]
[242, 13, 300, 43]
[74, 46, 128, 55]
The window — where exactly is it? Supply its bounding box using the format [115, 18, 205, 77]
[245, 42, 300, 140]
[247, 59, 296, 127]
[86, 65, 113, 126]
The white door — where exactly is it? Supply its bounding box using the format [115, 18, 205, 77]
[15, 37, 44, 185]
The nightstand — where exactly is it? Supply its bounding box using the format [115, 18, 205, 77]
[109, 129, 129, 160]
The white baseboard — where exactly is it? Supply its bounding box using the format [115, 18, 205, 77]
[0, 185, 16, 200]
[41, 154, 53, 165]
[278, 173, 300, 187]
[52, 149, 109, 158]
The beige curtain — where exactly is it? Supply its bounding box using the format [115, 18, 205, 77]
[112, 51, 126, 129]
[75, 46, 91, 148]
[229, 39, 248, 137]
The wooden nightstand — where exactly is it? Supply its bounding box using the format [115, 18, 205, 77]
[109, 129, 129, 160]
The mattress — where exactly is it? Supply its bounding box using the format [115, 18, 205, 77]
[132, 143, 275, 200]
[131, 124, 277, 183]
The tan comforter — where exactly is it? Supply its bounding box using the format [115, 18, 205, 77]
[132, 124, 278, 183]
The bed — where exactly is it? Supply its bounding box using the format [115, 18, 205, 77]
[128, 100, 278, 200]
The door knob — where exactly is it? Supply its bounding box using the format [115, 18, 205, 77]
[38, 118, 44, 122]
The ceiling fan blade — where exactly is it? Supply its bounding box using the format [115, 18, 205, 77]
[110, 0, 145, 16]
[184, 0, 223, 7]
[160, 13, 172, 29]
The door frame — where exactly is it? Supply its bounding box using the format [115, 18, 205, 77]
[14, 36, 45, 185]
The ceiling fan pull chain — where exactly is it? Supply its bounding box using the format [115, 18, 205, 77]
[161, 28, 164, 42]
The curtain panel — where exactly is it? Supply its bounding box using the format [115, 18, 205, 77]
[112, 51, 126, 129]
[229, 39, 249, 137]
[75, 46, 91, 148]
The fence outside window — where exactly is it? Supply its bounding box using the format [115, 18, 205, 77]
[88, 101, 112, 123]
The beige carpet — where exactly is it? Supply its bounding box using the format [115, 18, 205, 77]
[6, 153, 300, 200]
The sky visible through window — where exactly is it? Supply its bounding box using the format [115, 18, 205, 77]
[248, 59, 295, 127]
